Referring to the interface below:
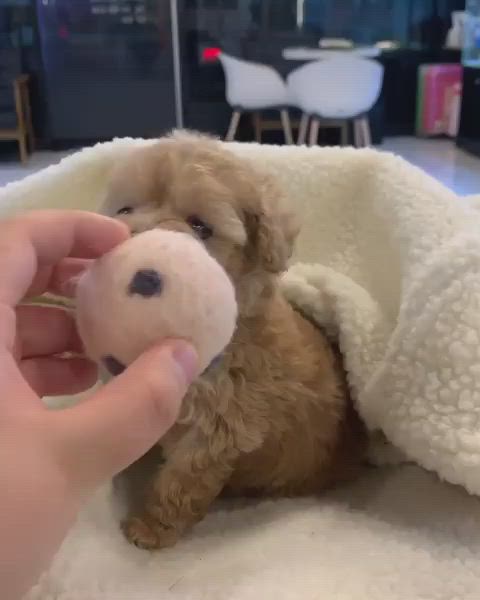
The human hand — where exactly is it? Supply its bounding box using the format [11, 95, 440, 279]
[0, 211, 198, 600]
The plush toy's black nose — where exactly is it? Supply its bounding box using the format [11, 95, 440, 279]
[128, 269, 163, 298]
[103, 355, 126, 376]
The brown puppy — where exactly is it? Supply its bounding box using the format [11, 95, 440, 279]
[101, 131, 365, 549]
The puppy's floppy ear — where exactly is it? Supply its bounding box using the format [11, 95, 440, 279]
[245, 189, 300, 273]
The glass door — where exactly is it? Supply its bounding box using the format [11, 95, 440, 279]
[36, 0, 178, 141]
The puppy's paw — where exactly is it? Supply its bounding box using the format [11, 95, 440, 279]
[122, 515, 180, 550]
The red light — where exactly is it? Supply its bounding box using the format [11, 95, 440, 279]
[202, 47, 221, 62]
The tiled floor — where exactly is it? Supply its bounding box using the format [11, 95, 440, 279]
[380, 137, 480, 196]
[0, 137, 479, 196]
[0, 150, 71, 188]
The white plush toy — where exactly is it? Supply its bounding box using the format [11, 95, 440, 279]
[75, 229, 238, 376]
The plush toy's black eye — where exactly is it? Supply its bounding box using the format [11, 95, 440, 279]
[103, 355, 126, 376]
[186, 216, 213, 240]
[128, 269, 163, 297]
[117, 206, 133, 215]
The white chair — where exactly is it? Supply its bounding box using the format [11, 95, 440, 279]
[218, 52, 293, 144]
[287, 56, 384, 147]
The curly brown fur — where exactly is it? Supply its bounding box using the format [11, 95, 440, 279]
[101, 131, 366, 550]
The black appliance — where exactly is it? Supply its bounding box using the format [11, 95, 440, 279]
[36, 0, 182, 143]
[457, 66, 480, 157]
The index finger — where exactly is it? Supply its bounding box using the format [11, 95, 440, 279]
[0, 210, 129, 307]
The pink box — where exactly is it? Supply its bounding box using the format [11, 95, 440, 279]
[417, 64, 463, 136]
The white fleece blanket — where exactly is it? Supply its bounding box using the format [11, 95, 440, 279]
[2, 139, 480, 599]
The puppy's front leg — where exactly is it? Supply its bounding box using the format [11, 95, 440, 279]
[123, 428, 238, 550]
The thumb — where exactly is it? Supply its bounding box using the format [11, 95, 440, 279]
[55, 340, 198, 491]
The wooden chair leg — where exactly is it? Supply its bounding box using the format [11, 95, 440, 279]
[297, 113, 309, 145]
[253, 112, 262, 143]
[24, 91, 35, 153]
[308, 117, 320, 146]
[14, 78, 29, 162]
[359, 117, 372, 146]
[226, 110, 241, 142]
[340, 121, 349, 146]
[280, 109, 293, 145]
[353, 118, 363, 147]
[18, 134, 28, 164]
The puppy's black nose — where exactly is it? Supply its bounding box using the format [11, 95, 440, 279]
[128, 269, 163, 298]
[103, 355, 126, 376]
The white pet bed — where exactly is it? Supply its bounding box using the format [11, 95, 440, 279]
[2, 139, 479, 600]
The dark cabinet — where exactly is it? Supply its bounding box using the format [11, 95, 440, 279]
[457, 66, 480, 157]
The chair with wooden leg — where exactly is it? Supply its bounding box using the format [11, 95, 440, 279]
[16, 75, 34, 160]
[286, 57, 384, 147]
[297, 113, 310, 145]
[218, 52, 293, 144]
[0, 48, 35, 163]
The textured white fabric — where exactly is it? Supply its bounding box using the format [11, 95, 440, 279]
[27, 465, 480, 600]
[231, 142, 480, 495]
[1, 138, 480, 599]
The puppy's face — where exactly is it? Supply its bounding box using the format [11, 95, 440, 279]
[101, 132, 299, 312]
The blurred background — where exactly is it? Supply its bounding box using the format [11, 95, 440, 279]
[0, 0, 479, 193]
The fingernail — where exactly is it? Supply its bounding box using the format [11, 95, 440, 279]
[171, 341, 198, 384]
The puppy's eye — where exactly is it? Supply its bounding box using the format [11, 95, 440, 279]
[116, 206, 133, 215]
[186, 216, 213, 240]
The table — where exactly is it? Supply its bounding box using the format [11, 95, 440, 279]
[282, 46, 381, 61]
